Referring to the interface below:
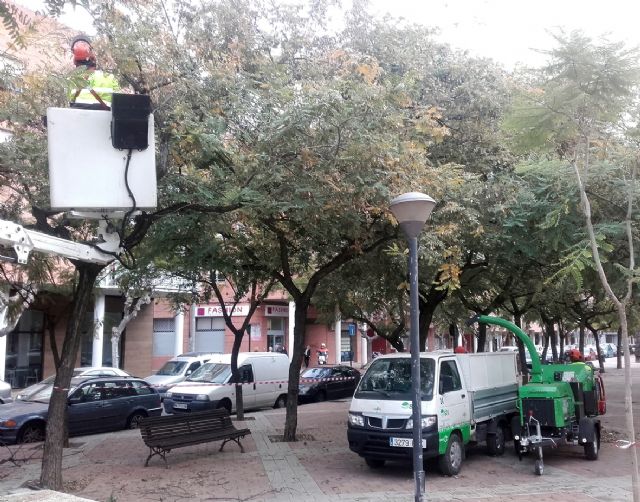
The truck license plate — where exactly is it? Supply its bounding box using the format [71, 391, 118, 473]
[390, 437, 426, 448]
[173, 402, 188, 410]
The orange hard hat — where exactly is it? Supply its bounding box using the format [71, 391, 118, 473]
[568, 349, 584, 362]
[71, 35, 96, 66]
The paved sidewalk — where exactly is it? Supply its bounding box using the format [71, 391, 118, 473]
[0, 361, 638, 501]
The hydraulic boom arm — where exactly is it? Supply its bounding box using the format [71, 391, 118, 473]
[0, 219, 116, 265]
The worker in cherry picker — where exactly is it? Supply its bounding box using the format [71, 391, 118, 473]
[567, 348, 584, 363]
[69, 34, 120, 110]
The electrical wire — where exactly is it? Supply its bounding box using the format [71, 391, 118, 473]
[119, 148, 137, 242]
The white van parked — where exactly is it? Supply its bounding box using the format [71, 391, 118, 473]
[145, 352, 219, 397]
[163, 352, 289, 414]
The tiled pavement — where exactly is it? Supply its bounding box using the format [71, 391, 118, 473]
[1, 363, 638, 501]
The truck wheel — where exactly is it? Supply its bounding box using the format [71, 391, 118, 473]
[365, 458, 385, 469]
[273, 394, 287, 409]
[315, 390, 327, 403]
[438, 432, 463, 476]
[585, 430, 600, 460]
[217, 399, 232, 414]
[534, 459, 544, 475]
[487, 424, 505, 456]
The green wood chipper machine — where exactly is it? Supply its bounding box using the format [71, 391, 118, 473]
[471, 315, 606, 475]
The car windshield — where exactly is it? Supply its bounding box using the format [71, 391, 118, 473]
[301, 368, 331, 379]
[355, 357, 435, 401]
[22, 377, 87, 403]
[156, 361, 187, 376]
[22, 383, 54, 402]
[187, 363, 231, 383]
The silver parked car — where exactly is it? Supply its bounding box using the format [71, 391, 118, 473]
[16, 366, 131, 401]
[0, 379, 12, 404]
[145, 352, 217, 398]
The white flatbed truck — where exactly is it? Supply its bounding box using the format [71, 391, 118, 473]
[347, 351, 519, 475]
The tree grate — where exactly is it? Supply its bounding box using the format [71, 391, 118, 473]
[268, 433, 315, 442]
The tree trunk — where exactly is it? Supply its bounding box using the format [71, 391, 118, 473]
[592, 327, 605, 373]
[618, 305, 640, 500]
[283, 300, 308, 441]
[449, 324, 458, 349]
[477, 323, 487, 353]
[617, 326, 623, 370]
[46, 316, 61, 369]
[417, 287, 446, 350]
[579, 321, 586, 356]
[40, 262, 103, 490]
[573, 156, 639, 500]
[231, 333, 245, 420]
[541, 333, 549, 363]
[548, 321, 558, 362]
[512, 314, 529, 379]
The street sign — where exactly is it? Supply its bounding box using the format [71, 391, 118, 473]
[348, 324, 356, 337]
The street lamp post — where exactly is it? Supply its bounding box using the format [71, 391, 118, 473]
[390, 192, 436, 502]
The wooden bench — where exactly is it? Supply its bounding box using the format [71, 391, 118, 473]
[139, 409, 251, 468]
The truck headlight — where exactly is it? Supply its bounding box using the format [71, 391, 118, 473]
[195, 394, 210, 401]
[348, 413, 364, 427]
[406, 415, 436, 429]
[165, 392, 172, 398]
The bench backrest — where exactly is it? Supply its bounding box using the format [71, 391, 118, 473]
[140, 409, 234, 443]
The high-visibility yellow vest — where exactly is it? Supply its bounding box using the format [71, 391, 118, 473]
[69, 70, 120, 106]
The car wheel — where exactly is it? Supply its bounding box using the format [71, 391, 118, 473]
[217, 399, 232, 413]
[487, 424, 505, 456]
[127, 411, 147, 429]
[18, 422, 45, 443]
[438, 432, 463, 476]
[274, 394, 287, 409]
[365, 457, 385, 469]
[585, 430, 600, 460]
[315, 390, 327, 403]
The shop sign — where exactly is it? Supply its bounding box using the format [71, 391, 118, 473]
[265, 305, 289, 317]
[196, 304, 249, 317]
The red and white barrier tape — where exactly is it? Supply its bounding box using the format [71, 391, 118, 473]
[158, 376, 358, 389]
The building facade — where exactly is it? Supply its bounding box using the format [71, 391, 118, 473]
[1, 283, 371, 386]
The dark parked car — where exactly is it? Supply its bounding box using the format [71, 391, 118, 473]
[298, 366, 361, 403]
[0, 376, 161, 444]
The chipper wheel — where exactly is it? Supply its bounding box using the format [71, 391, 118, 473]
[534, 446, 544, 476]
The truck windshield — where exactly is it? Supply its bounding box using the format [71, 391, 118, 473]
[156, 361, 187, 376]
[187, 363, 231, 383]
[355, 358, 434, 401]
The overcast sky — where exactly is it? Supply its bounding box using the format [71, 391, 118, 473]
[17, 0, 640, 69]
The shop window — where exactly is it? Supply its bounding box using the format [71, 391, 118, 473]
[195, 317, 225, 353]
[268, 318, 284, 331]
[153, 318, 176, 356]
